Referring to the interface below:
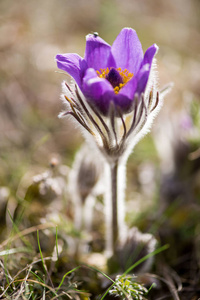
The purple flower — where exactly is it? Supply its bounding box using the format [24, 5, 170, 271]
[56, 28, 158, 115]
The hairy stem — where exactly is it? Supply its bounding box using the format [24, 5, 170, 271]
[111, 160, 118, 251]
[105, 157, 127, 257]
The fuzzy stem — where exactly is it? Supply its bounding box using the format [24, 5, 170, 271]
[111, 160, 118, 251]
[105, 157, 127, 257]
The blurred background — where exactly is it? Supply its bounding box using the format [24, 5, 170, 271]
[0, 0, 199, 185]
[0, 0, 200, 298]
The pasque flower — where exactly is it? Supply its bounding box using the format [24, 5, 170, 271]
[56, 27, 158, 116]
[55, 27, 166, 161]
[56, 28, 170, 257]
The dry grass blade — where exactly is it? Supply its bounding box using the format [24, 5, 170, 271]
[13, 279, 59, 296]
[162, 265, 181, 300]
[0, 223, 55, 250]
[0, 257, 53, 298]
[14, 265, 33, 300]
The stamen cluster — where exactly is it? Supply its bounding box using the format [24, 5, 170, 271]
[96, 67, 133, 94]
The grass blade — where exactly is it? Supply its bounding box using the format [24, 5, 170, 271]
[56, 266, 81, 292]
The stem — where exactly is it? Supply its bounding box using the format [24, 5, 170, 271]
[111, 160, 118, 252]
[104, 157, 127, 257]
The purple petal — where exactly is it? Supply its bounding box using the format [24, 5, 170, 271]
[135, 64, 150, 94]
[82, 68, 113, 95]
[82, 68, 114, 114]
[118, 76, 137, 99]
[110, 28, 143, 74]
[56, 53, 87, 87]
[84, 34, 115, 70]
[112, 93, 137, 114]
[141, 43, 158, 67]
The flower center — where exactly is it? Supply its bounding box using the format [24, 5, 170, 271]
[96, 67, 134, 94]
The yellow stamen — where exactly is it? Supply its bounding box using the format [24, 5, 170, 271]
[96, 67, 134, 94]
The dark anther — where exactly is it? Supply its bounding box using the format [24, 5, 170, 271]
[106, 68, 123, 88]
